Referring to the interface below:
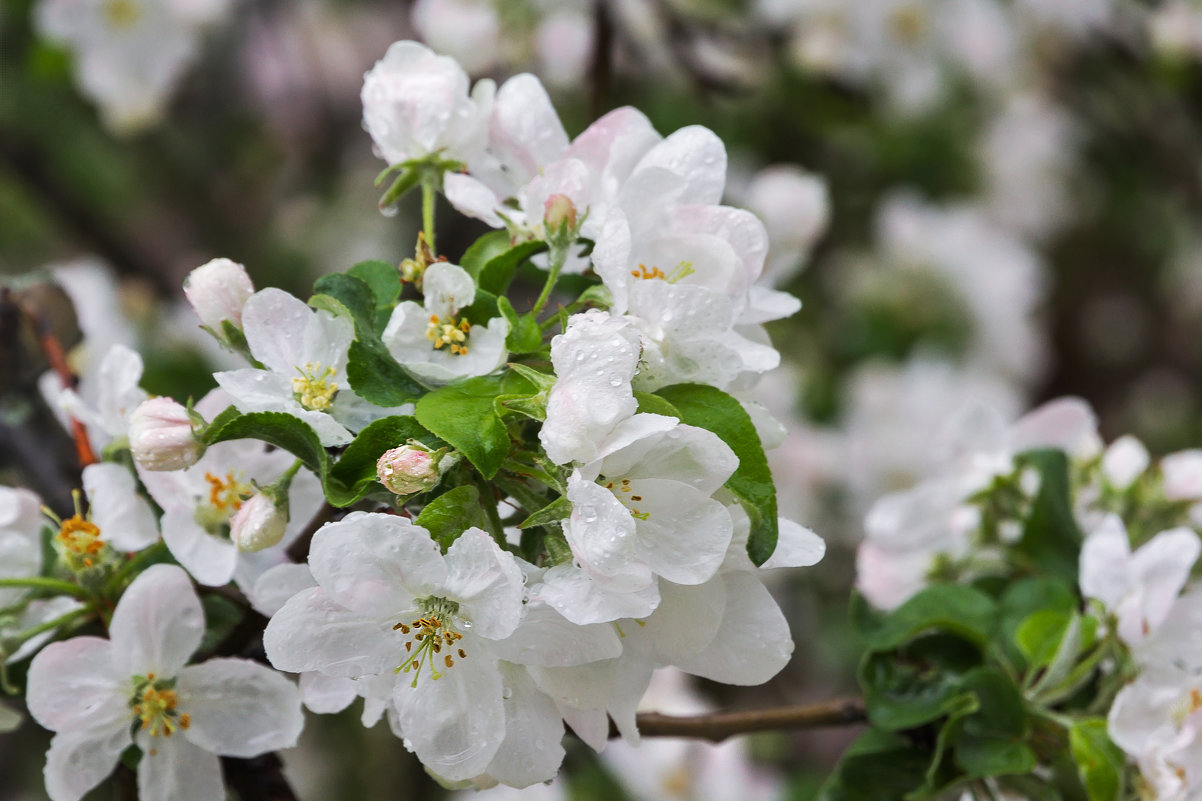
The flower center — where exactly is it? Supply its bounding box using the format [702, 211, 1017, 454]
[292, 363, 339, 411]
[1172, 687, 1202, 728]
[56, 515, 106, 568]
[393, 597, 466, 686]
[194, 470, 254, 535]
[426, 314, 472, 356]
[103, 0, 140, 28]
[130, 674, 190, 738]
[630, 261, 695, 283]
[602, 477, 650, 521]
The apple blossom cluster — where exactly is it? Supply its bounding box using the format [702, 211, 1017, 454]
[851, 394, 1202, 798]
[1, 40, 825, 799]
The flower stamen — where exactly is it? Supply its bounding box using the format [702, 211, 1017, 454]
[426, 314, 472, 356]
[292, 363, 339, 411]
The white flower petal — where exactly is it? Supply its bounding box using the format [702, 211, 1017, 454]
[443, 527, 525, 640]
[83, 463, 159, 552]
[762, 519, 827, 569]
[393, 646, 505, 780]
[630, 479, 732, 585]
[485, 664, 565, 788]
[263, 587, 400, 679]
[444, 172, 505, 227]
[177, 658, 303, 756]
[423, 262, 476, 320]
[534, 564, 660, 625]
[250, 563, 316, 617]
[159, 509, 238, 587]
[109, 564, 203, 678]
[675, 571, 792, 685]
[487, 601, 622, 667]
[640, 578, 726, 666]
[26, 637, 124, 731]
[136, 729, 224, 801]
[299, 672, 359, 715]
[308, 513, 444, 617]
[43, 717, 132, 801]
[564, 478, 647, 587]
[633, 126, 726, 206]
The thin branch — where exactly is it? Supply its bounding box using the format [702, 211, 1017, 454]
[28, 299, 97, 468]
[623, 697, 866, 743]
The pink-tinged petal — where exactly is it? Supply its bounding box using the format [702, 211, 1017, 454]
[490, 73, 568, 182]
[83, 463, 159, 552]
[633, 125, 726, 205]
[485, 664, 565, 788]
[443, 527, 524, 640]
[566, 106, 660, 185]
[177, 658, 303, 757]
[393, 647, 505, 781]
[241, 288, 316, 374]
[299, 672, 358, 715]
[263, 587, 400, 679]
[159, 509, 238, 588]
[444, 172, 505, 227]
[110, 564, 203, 678]
[27, 637, 124, 731]
[675, 571, 792, 685]
[307, 512, 444, 617]
[762, 519, 826, 569]
[533, 564, 660, 626]
[1163, 450, 1202, 501]
[630, 479, 732, 586]
[1009, 396, 1101, 458]
[43, 717, 132, 801]
[136, 730, 224, 801]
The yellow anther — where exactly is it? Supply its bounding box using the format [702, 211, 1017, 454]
[131, 681, 186, 738]
[56, 515, 104, 557]
[205, 471, 248, 512]
[426, 315, 472, 356]
[292, 363, 338, 411]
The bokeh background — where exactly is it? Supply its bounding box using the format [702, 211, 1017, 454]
[2, 0, 1202, 798]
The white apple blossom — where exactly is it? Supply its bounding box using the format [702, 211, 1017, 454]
[46, 343, 147, 455]
[0, 486, 47, 610]
[51, 463, 160, 571]
[739, 164, 830, 285]
[34, 0, 232, 132]
[1079, 515, 1200, 645]
[558, 415, 738, 608]
[136, 391, 323, 589]
[361, 40, 494, 168]
[25, 564, 303, 801]
[381, 262, 508, 385]
[214, 288, 372, 446]
[540, 309, 643, 466]
[264, 514, 534, 781]
[1101, 435, 1151, 491]
[128, 397, 202, 472]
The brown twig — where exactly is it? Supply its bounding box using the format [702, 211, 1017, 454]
[622, 697, 867, 743]
[32, 309, 98, 468]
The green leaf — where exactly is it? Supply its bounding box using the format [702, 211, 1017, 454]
[347, 260, 402, 331]
[312, 273, 378, 339]
[415, 376, 511, 478]
[345, 340, 426, 406]
[460, 230, 513, 278]
[1016, 609, 1074, 670]
[498, 296, 544, 354]
[655, 383, 777, 565]
[957, 667, 1027, 739]
[633, 391, 680, 418]
[1017, 449, 1083, 583]
[954, 734, 1037, 778]
[459, 288, 500, 325]
[326, 416, 442, 506]
[1069, 719, 1125, 801]
[519, 495, 571, 529]
[815, 729, 933, 801]
[414, 486, 489, 550]
[477, 239, 547, 295]
[197, 594, 245, 656]
[203, 410, 327, 478]
[852, 586, 999, 653]
[860, 634, 982, 731]
[998, 577, 1077, 670]
[379, 167, 420, 210]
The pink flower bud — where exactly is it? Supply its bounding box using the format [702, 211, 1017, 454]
[184, 258, 254, 333]
[377, 445, 440, 495]
[230, 493, 288, 552]
[129, 397, 202, 472]
[544, 194, 578, 234]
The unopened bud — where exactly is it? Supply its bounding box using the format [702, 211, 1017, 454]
[184, 258, 255, 333]
[129, 397, 202, 472]
[230, 493, 288, 552]
[544, 194, 578, 234]
[377, 445, 441, 495]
